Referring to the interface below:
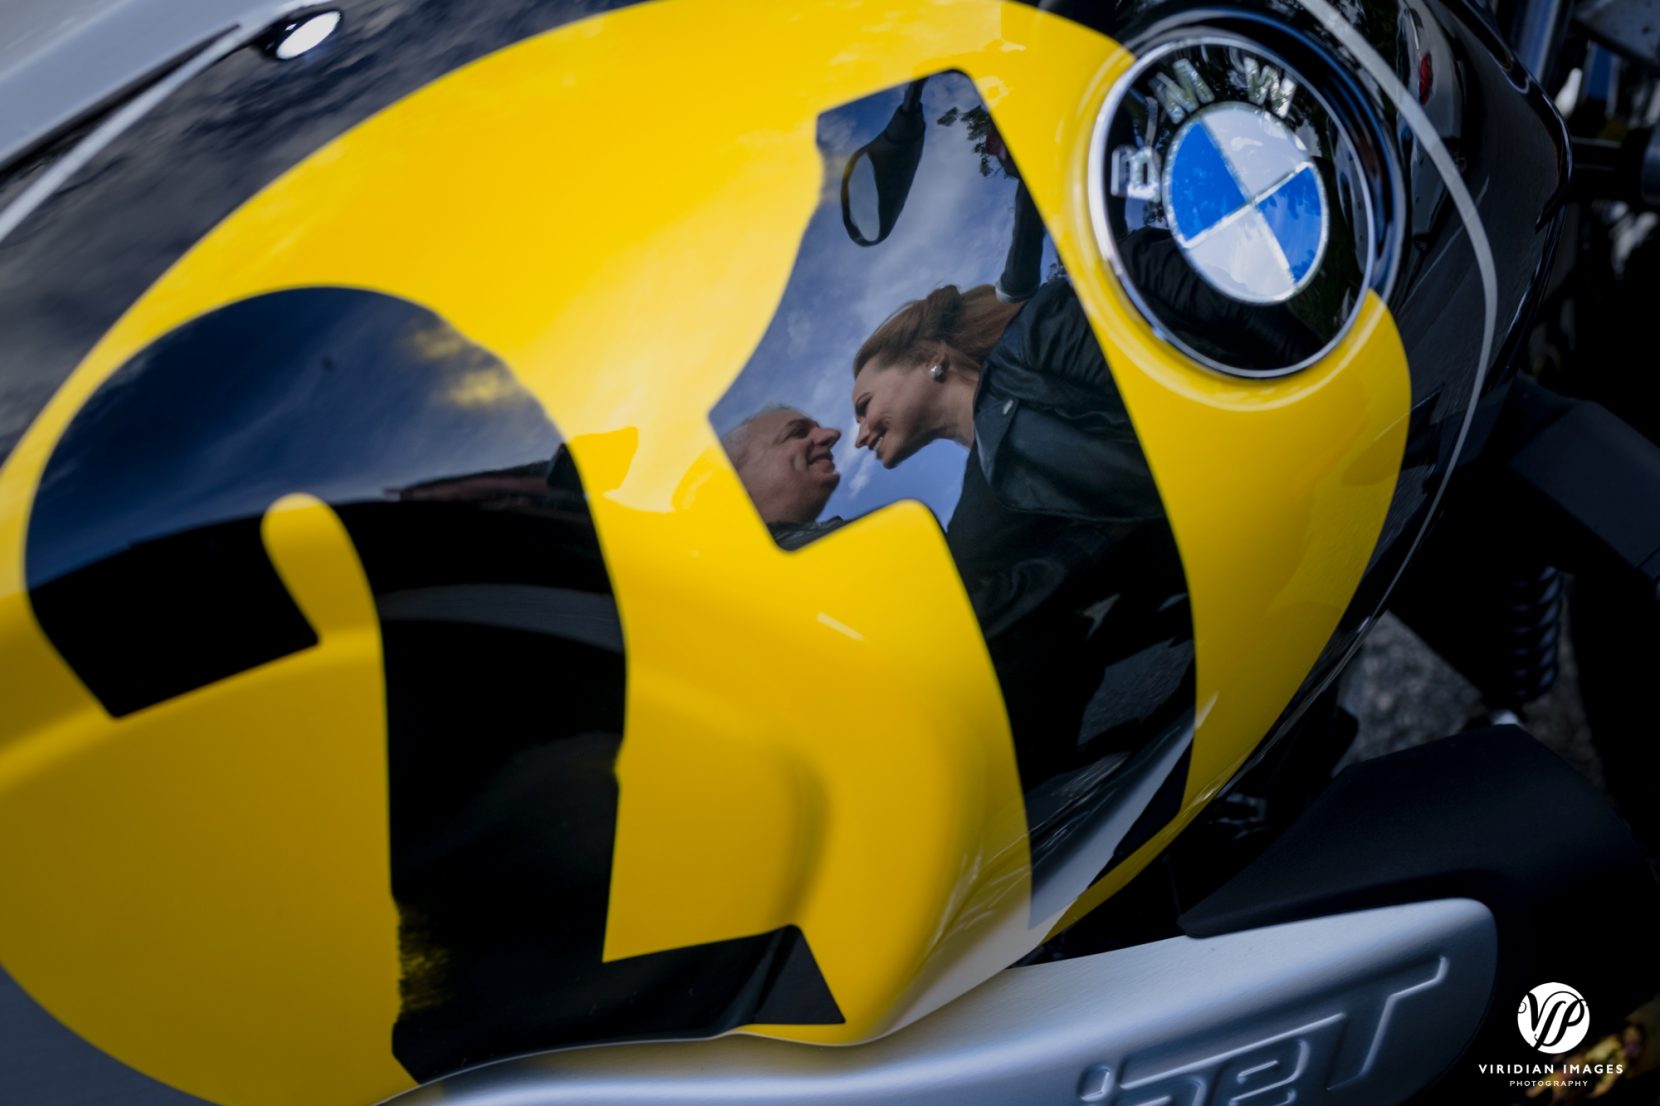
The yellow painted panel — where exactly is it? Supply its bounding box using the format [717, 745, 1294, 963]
[1047, 292, 1412, 933]
[0, 495, 408, 1106]
[0, 3, 1055, 1099]
[983, 30, 1412, 809]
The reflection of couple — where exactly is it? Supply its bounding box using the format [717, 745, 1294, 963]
[721, 405, 846, 551]
[731, 277, 1162, 539]
[850, 278, 1161, 533]
[853, 277, 1185, 783]
[735, 275, 1189, 784]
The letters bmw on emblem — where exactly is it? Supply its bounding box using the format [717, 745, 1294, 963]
[1090, 37, 1378, 377]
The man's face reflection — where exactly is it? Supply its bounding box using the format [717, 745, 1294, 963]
[730, 407, 841, 525]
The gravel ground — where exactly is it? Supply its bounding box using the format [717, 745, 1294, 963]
[1342, 610, 1605, 790]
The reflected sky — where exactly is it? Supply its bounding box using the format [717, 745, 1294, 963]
[711, 72, 1058, 527]
[29, 290, 558, 581]
[0, 0, 641, 466]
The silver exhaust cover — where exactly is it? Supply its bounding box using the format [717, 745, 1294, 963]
[387, 898, 1495, 1106]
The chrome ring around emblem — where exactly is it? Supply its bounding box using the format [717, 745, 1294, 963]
[1087, 34, 1378, 378]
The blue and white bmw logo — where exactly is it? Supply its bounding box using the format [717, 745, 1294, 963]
[1165, 103, 1327, 304]
[1090, 36, 1380, 377]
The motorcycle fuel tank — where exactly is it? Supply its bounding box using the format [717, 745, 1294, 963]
[0, 1, 1565, 1103]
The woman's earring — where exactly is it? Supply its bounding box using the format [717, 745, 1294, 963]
[929, 363, 946, 381]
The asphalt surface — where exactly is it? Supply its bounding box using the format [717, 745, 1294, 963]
[0, 614, 1608, 1106]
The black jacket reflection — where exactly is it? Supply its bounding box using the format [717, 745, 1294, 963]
[945, 278, 1194, 790]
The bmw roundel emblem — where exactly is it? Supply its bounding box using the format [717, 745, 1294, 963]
[1090, 36, 1378, 377]
[1165, 103, 1327, 305]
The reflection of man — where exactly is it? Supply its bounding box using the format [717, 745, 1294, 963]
[722, 405, 846, 550]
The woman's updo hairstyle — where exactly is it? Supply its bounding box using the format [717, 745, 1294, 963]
[852, 283, 1020, 379]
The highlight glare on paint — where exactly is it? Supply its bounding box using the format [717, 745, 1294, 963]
[274, 11, 342, 60]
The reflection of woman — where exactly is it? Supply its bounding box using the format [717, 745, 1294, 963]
[851, 277, 1190, 787]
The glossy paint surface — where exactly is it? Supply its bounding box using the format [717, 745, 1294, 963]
[713, 72, 1196, 928]
[1052, 0, 1565, 928]
[0, 0, 1561, 1101]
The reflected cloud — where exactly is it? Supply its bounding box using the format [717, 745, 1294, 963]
[445, 367, 529, 408]
[840, 427, 877, 497]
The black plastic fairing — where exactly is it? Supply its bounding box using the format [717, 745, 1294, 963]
[1181, 727, 1660, 1090]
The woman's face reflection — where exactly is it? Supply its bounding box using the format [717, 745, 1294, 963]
[851, 355, 941, 469]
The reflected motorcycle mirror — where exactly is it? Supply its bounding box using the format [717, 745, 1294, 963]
[841, 80, 927, 246]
